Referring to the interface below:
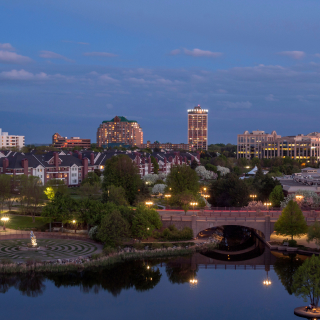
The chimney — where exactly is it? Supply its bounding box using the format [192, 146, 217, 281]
[142, 158, 145, 164]
[148, 157, 151, 173]
[21, 159, 28, 176]
[184, 156, 187, 163]
[54, 152, 59, 171]
[82, 158, 88, 178]
[191, 156, 194, 162]
[3, 158, 9, 173]
[90, 153, 94, 165]
[169, 156, 173, 162]
[78, 152, 82, 160]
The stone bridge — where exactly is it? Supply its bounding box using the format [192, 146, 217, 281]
[159, 210, 320, 241]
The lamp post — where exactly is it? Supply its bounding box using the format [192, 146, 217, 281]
[145, 201, 153, 208]
[190, 202, 198, 214]
[264, 202, 272, 211]
[164, 194, 171, 209]
[72, 219, 77, 233]
[1, 216, 9, 231]
[250, 194, 257, 199]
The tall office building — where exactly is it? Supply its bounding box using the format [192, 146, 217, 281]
[97, 116, 143, 148]
[188, 105, 208, 150]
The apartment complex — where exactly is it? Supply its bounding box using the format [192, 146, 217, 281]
[0, 150, 199, 186]
[0, 128, 25, 150]
[188, 105, 208, 150]
[140, 140, 193, 151]
[97, 116, 143, 148]
[52, 133, 91, 149]
[237, 130, 320, 161]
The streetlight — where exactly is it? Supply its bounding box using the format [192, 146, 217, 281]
[190, 202, 198, 214]
[72, 219, 77, 233]
[145, 201, 153, 208]
[250, 194, 257, 199]
[1, 216, 9, 231]
[295, 195, 304, 201]
[203, 194, 210, 199]
[264, 202, 272, 211]
[164, 194, 171, 209]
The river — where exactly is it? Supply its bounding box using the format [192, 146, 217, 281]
[0, 231, 312, 320]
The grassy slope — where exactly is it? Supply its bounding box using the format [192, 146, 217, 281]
[3, 215, 47, 230]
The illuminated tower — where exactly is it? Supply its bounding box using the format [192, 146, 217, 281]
[188, 105, 208, 150]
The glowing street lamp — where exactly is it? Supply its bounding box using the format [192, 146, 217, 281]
[1, 216, 9, 231]
[264, 202, 272, 211]
[164, 194, 171, 209]
[190, 202, 198, 214]
[250, 194, 257, 199]
[145, 201, 153, 208]
[203, 194, 210, 199]
[295, 195, 304, 201]
[72, 219, 77, 233]
[263, 271, 272, 286]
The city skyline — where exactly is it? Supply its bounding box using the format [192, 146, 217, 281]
[1, 0, 320, 144]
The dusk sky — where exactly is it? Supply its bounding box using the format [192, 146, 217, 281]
[1, 0, 320, 145]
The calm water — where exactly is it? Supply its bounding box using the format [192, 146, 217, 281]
[0, 237, 311, 320]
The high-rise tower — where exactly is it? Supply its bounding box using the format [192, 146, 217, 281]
[188, 105, 208, 150]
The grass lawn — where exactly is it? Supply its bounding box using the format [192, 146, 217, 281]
[3, 215, 48, 230]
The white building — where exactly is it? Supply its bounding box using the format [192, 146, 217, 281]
[0, 128, 25, 150]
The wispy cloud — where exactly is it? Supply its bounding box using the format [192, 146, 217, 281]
[315, 53, 320, 58]
[0, 51, 33, 64]
[83, 52, 118, 57]
[0, 43, 15, 51]
[219, 101, 252, 109]
[39, 50, 74, 62]
[0, 69, 48, 80]
[277, 51, 305, 60]
[265, 94, 278, 101]
[170, 48, 222, 58]
[62, 40, 89, 45]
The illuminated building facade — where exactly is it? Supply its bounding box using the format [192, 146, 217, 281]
[97, 116, 143, 148]
[52, 133, 91, 149]
[237, 130, 320, 161]
[188, 105, 208, 150]
[0, 128, 25, 150]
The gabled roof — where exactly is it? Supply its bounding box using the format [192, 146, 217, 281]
[102, 116, 137, 123]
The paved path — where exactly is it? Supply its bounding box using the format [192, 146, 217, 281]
[0, 239, 103, 261]
[270, 232, 318, 248]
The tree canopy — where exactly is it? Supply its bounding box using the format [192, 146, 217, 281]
[102, 155, 141, 205]
[274, 200, 308, 240]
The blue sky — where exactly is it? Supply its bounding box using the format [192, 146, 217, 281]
[1, 0, 320, 144]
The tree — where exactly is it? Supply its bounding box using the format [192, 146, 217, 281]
[103, 155, 141, 205]
[269, 185, 284, 207]
[132, 205, 162, 239]
[151, 156, 159, 174]
[166, 164, 199, 196]
[102, 185, 128, 206]
[292, 255, 320, 306]
[0, 175, 11, 214]
[190, 159, 198, 170]
[97, 210, 130, 247]
[78, 182, 101, 199]
[209, 174, 250, 207]
[42, 193, 78, 229]
[81, 172, 101, 186]
[274, 200, 308, 240]
[307, 221, 320, 249]
[45, 179, 68, 199]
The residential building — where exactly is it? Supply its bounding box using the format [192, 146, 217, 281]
[52, 133, 91, 148]
[97, 116, 143, 148]
[140, 140, 194, 151]
[0, 128, 25, 150]
[237, 130, 320, 161]
[0, 150, 200, 186]
[188, 105, 208, 150]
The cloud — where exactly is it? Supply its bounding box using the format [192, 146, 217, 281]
[265, 94, 278, 101]
[83, 52, 117, 57]
[315, 53, 320, 58]
[106, 103, 113, 109]
[0, 69, 48, 80]
[217, 89, 227, 93]
[219, 101, 252, 109]
[277, 51, 305, 60]
[169, 49, 181, 55]
[39, 51, 74, 62]
[99, 74, 119, 83]
[62, 40, 89, 45]
[169, 48, 222, 58]
[0, 43, 15, 51]
[0, 51, 32, 64]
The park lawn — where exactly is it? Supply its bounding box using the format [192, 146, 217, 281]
[4, 215, 47, 230]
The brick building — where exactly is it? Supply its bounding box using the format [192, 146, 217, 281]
[0, 150, 200, 186]
[97, 116, 143, 148]
[52, 133, 91, 148]
[140, 140, 194, 151]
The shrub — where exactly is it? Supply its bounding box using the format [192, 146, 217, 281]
[103, 246, 117, 255]
[288, 239, 297, 247]
[159, 225, 193, 241]
[151, 243, 162, 250]
[88, 226, 98, 240]
[0, 258, 12, 265]
[133, 243, 145, 250]
[162, 243, 173, 248]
